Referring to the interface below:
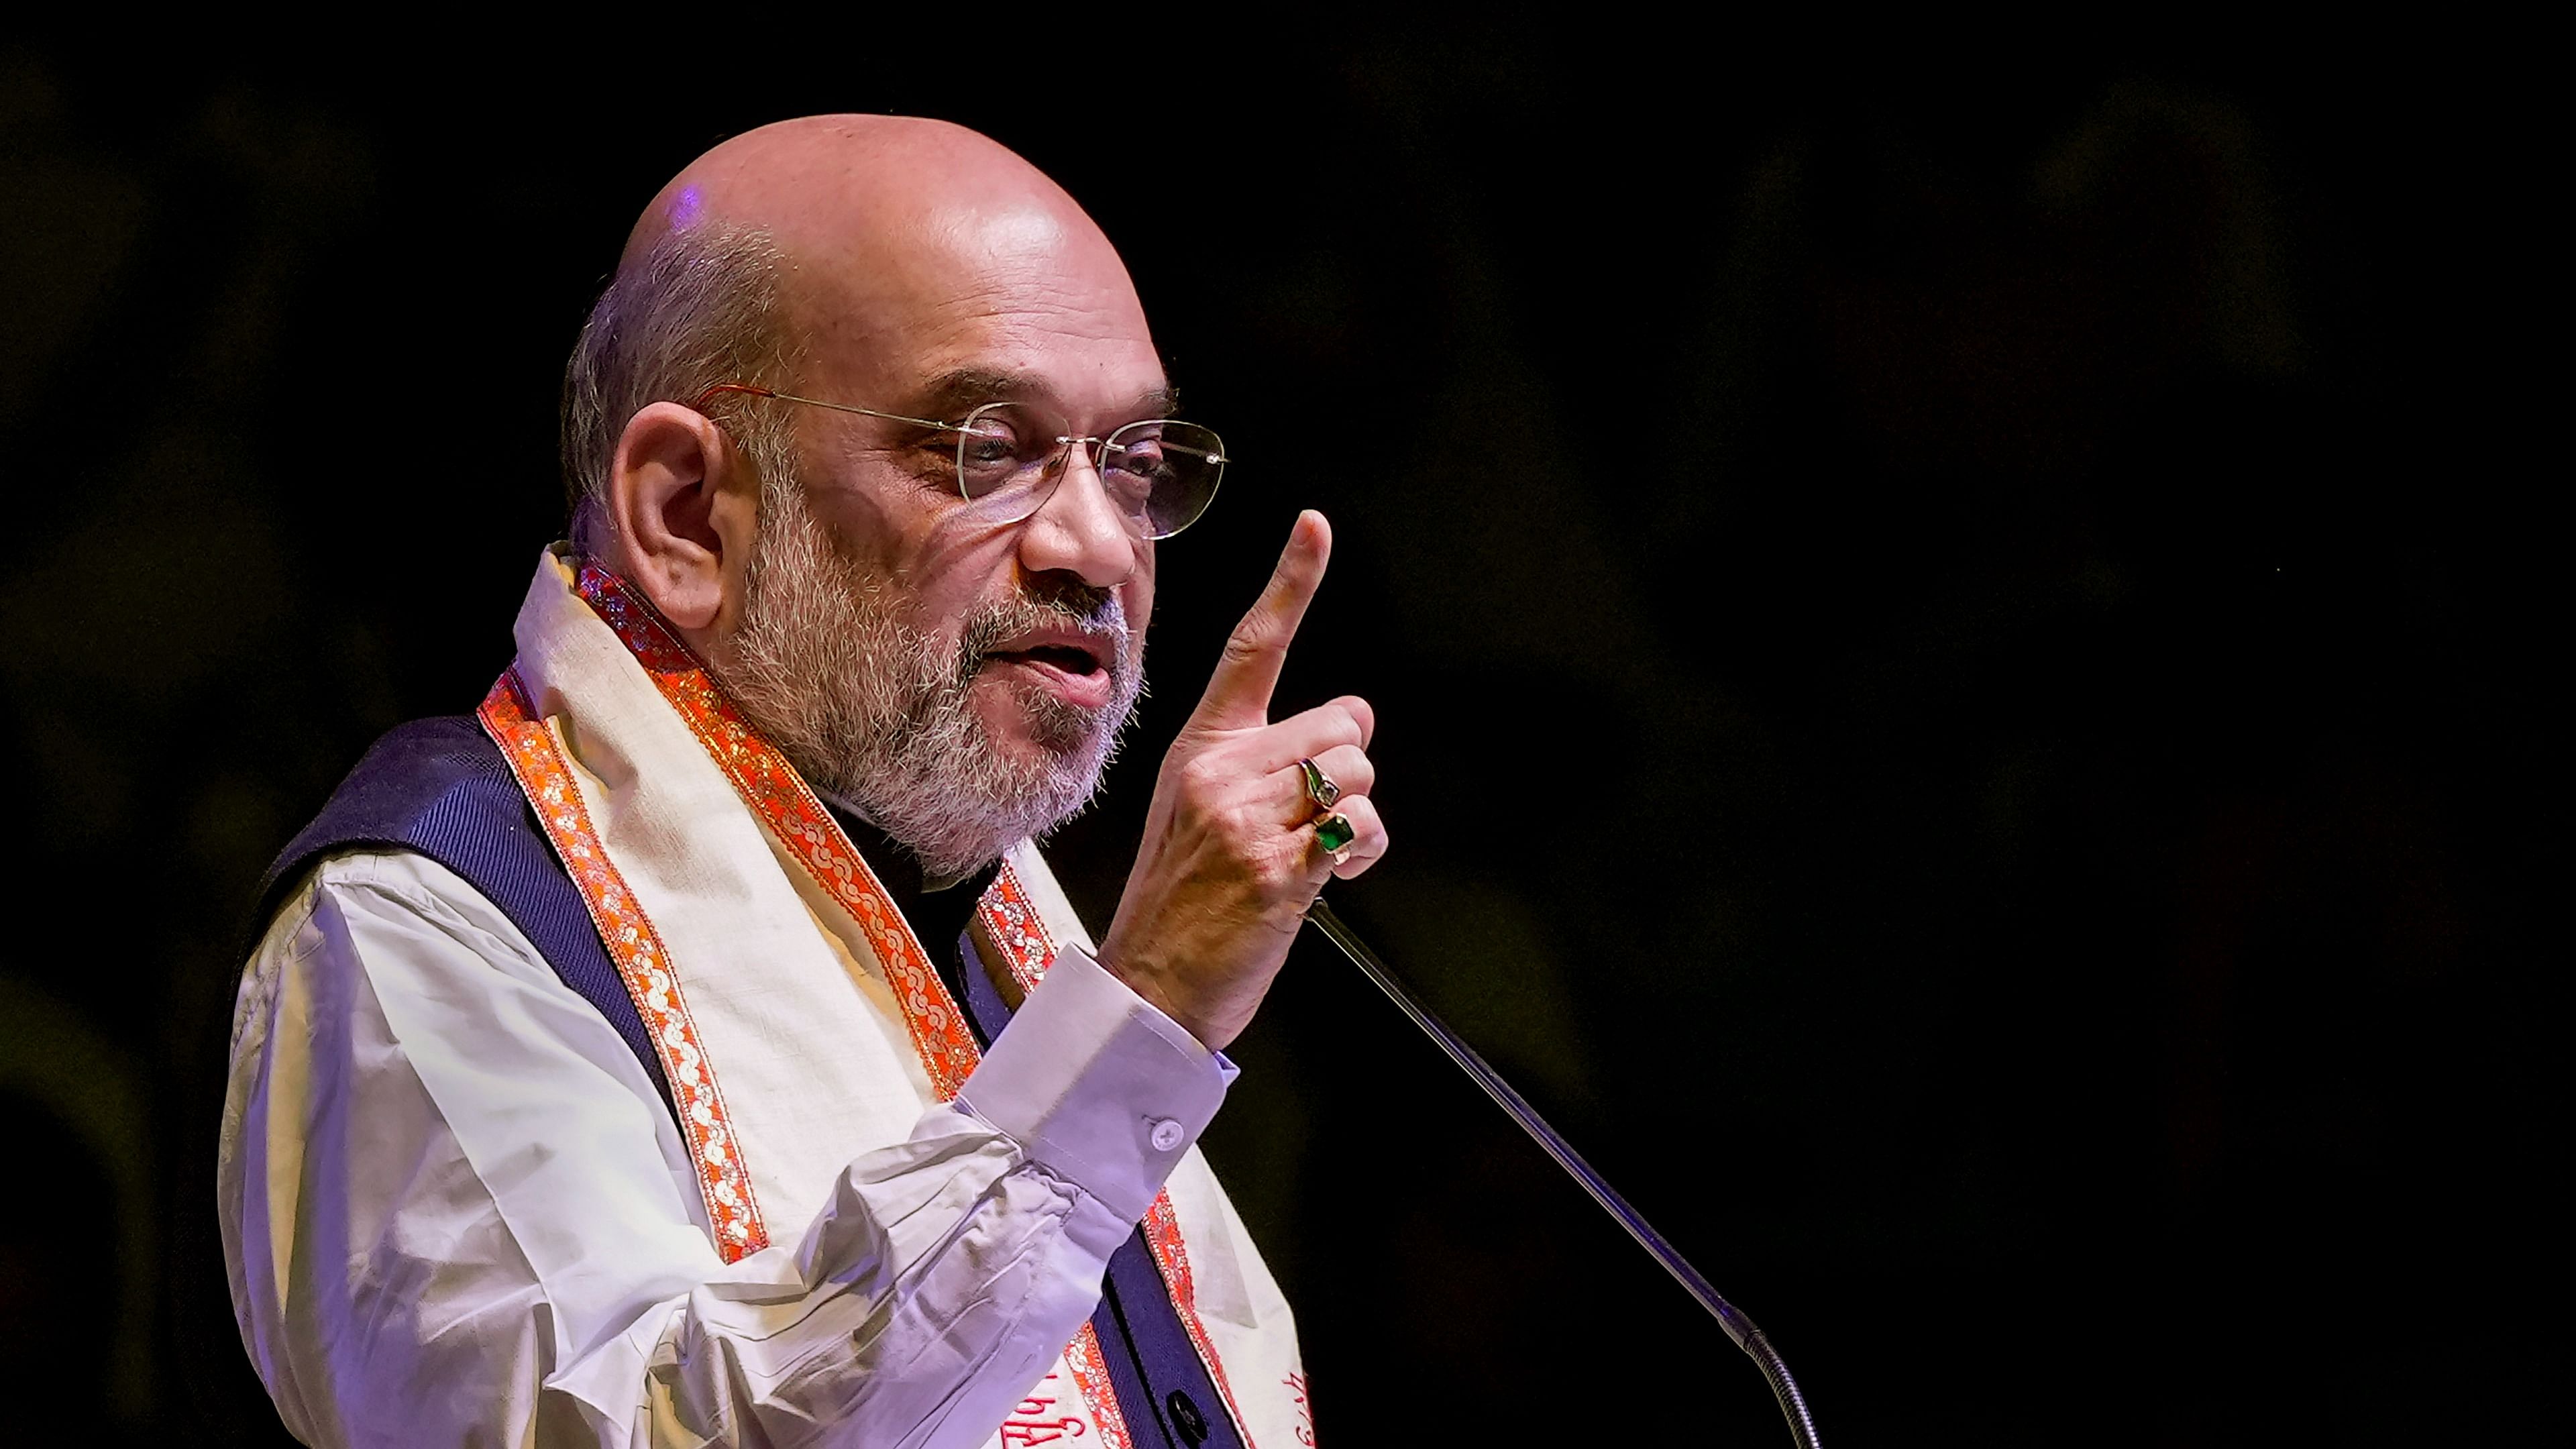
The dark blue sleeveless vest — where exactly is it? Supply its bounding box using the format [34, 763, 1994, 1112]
[259, 716, 1242, 1449]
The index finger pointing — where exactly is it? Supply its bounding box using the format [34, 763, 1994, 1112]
[1190, 510, 1331, 731]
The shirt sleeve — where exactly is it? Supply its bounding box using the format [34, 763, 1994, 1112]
[216, 849, 1228, 1449]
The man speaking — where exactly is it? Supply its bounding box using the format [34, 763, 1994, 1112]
[217, 115, 1381, 1448]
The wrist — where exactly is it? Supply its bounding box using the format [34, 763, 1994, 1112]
[1097, 946, 1222, 1050]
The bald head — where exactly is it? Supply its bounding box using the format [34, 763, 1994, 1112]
[632, 117, 1149, 405]
[624, 115, 1110, 277]
[563, 117, 1162, 537]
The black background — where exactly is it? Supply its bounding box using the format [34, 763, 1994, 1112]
[1, 25, 2559, 1446]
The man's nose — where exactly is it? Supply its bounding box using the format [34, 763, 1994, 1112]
[1018, 441, 1140, 588]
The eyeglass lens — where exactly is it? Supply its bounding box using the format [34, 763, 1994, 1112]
[957, 402, 1226, 540]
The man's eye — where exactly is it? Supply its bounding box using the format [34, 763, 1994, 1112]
[961, 419, 1033, 464]
[1106, 437, 1169, 478]
[957, 417, 1036, 496]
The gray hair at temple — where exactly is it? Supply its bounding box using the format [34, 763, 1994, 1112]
[559, 224, 801, 551]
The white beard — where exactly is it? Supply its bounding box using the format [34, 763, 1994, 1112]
[711, 478, 1143, 879]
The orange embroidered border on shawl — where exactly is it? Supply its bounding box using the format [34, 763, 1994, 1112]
[981, 865, 1265, 1448]
[477, 669, 771, 1260]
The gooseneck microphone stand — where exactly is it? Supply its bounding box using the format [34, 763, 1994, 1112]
[1305, 899, 1823, 1449]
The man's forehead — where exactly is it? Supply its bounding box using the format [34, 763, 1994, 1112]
[903, 366, 1180, 423]
[793, 277, 1167, 427]
[788, 203, 1143, 348]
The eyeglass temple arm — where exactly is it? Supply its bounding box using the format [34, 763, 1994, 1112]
[694, 384, 1218, 459]
[689, 383, 959, 433]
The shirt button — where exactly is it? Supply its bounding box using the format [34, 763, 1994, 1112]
[1148, 1118, 1185, 1152]
[1166, 1389, 1210, 1445]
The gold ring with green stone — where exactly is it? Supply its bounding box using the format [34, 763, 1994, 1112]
[1313, 811, 1356, 866]
[1296, 757, 1342, 812]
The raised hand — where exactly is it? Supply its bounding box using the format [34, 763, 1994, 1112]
[1097, 510, 1387, 1051]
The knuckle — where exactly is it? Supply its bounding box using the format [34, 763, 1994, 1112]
[1220, 627, 1271, 669]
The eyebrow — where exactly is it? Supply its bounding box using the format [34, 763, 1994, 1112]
[905, 367, 1182, 425]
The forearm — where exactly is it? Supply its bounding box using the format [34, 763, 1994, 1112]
[542, 1109, 1136, 1448]
[220, 861, 1219, 1449]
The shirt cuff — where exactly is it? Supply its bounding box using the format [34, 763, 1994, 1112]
[953, 944, 1234, 1222]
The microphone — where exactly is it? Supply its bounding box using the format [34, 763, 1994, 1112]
[1304, 898, 1822, 1448]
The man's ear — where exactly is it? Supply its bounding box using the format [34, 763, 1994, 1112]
[606, 401, 759, 635]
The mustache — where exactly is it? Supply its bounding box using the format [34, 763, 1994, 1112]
[952, 578, 1132, 689]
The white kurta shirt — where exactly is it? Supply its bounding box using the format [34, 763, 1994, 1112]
[219, 847, 1233, 1448]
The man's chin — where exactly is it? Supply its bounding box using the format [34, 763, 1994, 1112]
[971, 674, 1115, 765]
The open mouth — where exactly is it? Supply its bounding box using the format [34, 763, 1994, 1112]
[1000, 643, 1104, 676]
[981, 637, 1116, 710]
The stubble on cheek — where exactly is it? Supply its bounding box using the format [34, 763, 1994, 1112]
[717, 477, 1148, 876]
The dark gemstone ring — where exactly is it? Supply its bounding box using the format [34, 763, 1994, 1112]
[1297, 757, 1342, 812]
